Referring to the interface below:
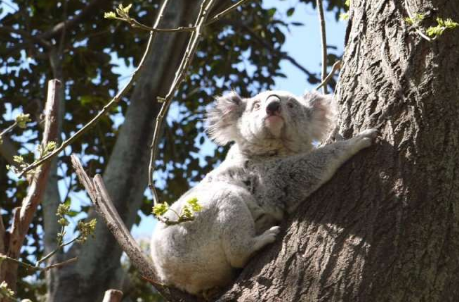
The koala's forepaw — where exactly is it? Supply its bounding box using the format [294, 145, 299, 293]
[355, 128, 378, 149]
[260, 226, 281, 244]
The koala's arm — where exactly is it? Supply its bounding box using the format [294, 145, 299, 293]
[263, 129, 378, 213]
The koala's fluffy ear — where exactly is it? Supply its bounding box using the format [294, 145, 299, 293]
[303, 91, 337, 142]
[206, 91, 245, 145]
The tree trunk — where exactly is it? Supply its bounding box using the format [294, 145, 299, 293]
[218, 1, 459, 301]
[47, 1, 205, 301]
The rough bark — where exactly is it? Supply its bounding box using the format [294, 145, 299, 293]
[218, 0, 459, 301]
[48, 1, 206, 301]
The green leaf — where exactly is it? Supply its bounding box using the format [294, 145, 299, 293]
[339, 13, 349, 21]
[15, 113, 31, 128]
[152, 202, 169, 216]
[104, 12, 116, 19]
[286, 7, 295, 17]
[187, 197, 202, 212]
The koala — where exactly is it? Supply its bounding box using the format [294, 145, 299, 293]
[150, 90, 377, 295]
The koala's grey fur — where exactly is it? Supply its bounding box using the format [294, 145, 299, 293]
[150, 90, 377, 295]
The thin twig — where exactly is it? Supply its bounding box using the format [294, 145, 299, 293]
[148, 0, 216, 207]
[206, 0, 252, 25]
[35, 236, 80, 267]
[42, 257, 78, 271]
[18, 0, 172, 177]
[116, 0, 251, 32]
[316, 0, 328, 94]
[315, 60, 342, 91]
[0, 254, 77, 272]
[0, 122, 18, 138]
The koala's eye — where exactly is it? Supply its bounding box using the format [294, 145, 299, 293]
[253, 102, 261, 110]
[287, 102, 295, 108]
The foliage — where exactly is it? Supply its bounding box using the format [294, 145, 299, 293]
[426, 17, 459, 37]
[405, 13, 425, 25]
[152, 197, 203, 225]
[0, 281, 15, 300]
[0, 0, 347, 300]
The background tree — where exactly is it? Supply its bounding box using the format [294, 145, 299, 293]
[217, 0, 459, 301]
[0, 0, 347, 301]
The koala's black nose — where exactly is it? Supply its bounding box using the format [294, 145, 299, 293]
[266, 97, 281, 115]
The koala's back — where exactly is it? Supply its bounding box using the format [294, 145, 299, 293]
[151, 181, 258, 294]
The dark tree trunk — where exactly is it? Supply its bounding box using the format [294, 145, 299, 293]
[218, 1, 459, 301]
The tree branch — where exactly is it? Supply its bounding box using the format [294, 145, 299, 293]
[315, 60, 341, 92]
[1, 80, 60, 292]
[316, 0, 328, 94]
[12, 80, 60, 256]
[70, 155, 197, 302]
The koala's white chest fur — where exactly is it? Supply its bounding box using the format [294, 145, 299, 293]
[150, 90, 377, 295]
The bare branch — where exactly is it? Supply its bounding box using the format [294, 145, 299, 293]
[148, 0, 217, 207]
[71, 155, 158, 282]
[316, 0, 328, 94]
[206, 0, 252, 25]
[12, 80, 60, 256]
[71, 155, 198, 302]
[1, 80, 60, 291]
[102, 289, 123, 302]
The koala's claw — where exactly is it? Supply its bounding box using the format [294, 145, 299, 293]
[358, 128, 378, 140]
[260, 226, 281, 244]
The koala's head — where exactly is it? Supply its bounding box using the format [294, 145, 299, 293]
[206, 90, 336, 156]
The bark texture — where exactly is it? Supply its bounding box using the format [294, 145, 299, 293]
[218, 1, 459, 301]
[47, 1, 204, 301]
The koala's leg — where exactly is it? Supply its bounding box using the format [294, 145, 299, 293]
[272, 129, 378, 212]
[219, 194, 280, 268]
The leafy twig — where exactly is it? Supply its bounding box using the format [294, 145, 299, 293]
[104, 0, 252, 32]
[404, 0, 432, 42]
[0, 113, 31, 145]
